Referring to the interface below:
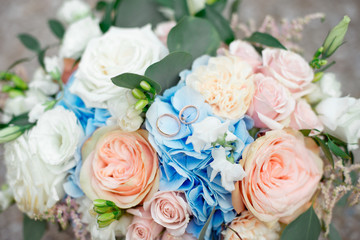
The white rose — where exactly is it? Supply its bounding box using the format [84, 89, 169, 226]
[57, 0, 91, 24]
[306, 73, 342, 104]
[223, 211, 281, 240]
[29, 106, 83, 173]
[187, 0, 206, 15]
[60, 16, 102, 59]
[70, 25, 168, 108]
[29, 68, 60, 95]
[106, 90, 143, 132]
[316, 97, 360, 149]
[2, 89, 47, 122]
[4, 133, 65, 217]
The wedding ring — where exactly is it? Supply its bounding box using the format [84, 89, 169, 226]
[156, 113, 181, 138]
[178, 105, 199, 125]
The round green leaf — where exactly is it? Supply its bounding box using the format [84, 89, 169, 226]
[167, 16, 221, 59]
[18, 34, 41, 52]
[111, 73, 162, 94]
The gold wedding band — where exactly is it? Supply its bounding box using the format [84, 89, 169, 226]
[156, 113, 181, 138]
[178, 105, 199, 125]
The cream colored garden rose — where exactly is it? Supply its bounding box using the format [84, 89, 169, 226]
[223, 211, 281, 240]
[186, 55, 255, 120]
[70, 25, 168, 109]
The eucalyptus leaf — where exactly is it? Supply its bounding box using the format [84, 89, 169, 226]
[174, 0, 189, 21]
[18, 34, 41, 52]
[199, 207, 216, 240]
[111, 73, 162, 93]
[115, 0, 165, 27]
[327, 139, 350, 159]
[167, 16, 221, 59]
[155, 0, 174, 9]
[280, 206, 321, 240]
[23, 214, 47, 240]
[145, 51, 192, 93]
[245, 32, 286, 50]
[329, 223, 342, 240]
[48, 19, 65, 40]
[313, 136, 334, 168]
[96, 1, 108, 10]
[9, 112, 31, 126]
[230, 0, 242, 18]
[99, 1, 114, 33]
[208, 0, 227, 13]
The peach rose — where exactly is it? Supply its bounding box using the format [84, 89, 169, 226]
[80, 126, 160, 208]
[161, 230, 196, 240]
[262, 48, 314, 97]
[186, 55, 255, 120]
[232, 129, 323, 224]
[247, 73, 295, 129]
[223, 211, 280, 240]
[289, 99, 324, 131]
[126, 207, 163, 240]
[143, 191, 191, 236]
[229, 40, 262, 70]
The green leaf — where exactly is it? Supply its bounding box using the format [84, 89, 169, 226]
[23, 214, 47, 240]
[245, 32, 286, 50]
[115, 0, 165, 28]
[18, 34, 41, 52]
[6, 57, 32, 71]
[202, 5, 235, 44]
[174, 0, 189, 21]
[230, 0, 242, 17]
[96, 1, 108, 10]
[9, 113, 30, 126]
[145, 51, 192, 93]
[207, 0, 227, 13]
[329, 223, 342, 240]
[111, 73, 162, 93]
[155, 0, 174, 9]
[198, 207, 216, 240]
[313, 136, 334, 168]
[37, 48, 48, 70]
[280, 206, 321, 240]
[299, 129, 312, 137]
[327, 139, 351, 160]
[48, 19, 65, 40]
[99, 1, 114, 33]
[167, 16, 221, 59]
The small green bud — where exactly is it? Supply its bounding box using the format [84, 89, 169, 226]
[93, 199, 107, 207]
[97, 219, 115, 228]
[2, 85, 13, 93]
[134, 99, 149, 111]
[97, 212, 115, 222]
[322, 15, 351, 58]
[105, 200, 116, 207]
[132, 88, 146, 100]
[319, 59, 328, 66]
[8, 89, 25, 98]
[0, 71, 12, 81]
[93, 206, 113, 214]
[313, 72, 324, 83]
[0, 126, 23, 143]
[140, 81, 152, 91]
[11, 75, 28, 90]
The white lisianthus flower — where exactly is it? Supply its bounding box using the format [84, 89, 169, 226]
[28, 103, 47, 123]
[222, 211, 281, 240]
[106, 91, 143, 132]
[186, 116, 237, 152]
[45, 56, 63, 79]
[29, 106, 83, 173]
[306, 73, 342, 104]
[57, 0, 91, 24]
[187, 0, 206, 15]
[70, 25, 168, 109]
[77, 197, 132, 240]
[316, 97, 360, 149]
[29, 68, 60, 96]
[211, 147, 246, 192]
[0, 185, 13, 212]
[60, 16, 102, 59]
[4, 133, 65, 217]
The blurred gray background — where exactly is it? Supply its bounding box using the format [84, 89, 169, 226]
[0, 0, 359, 239]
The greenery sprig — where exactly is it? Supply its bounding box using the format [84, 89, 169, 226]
[93, 199, 124, 228]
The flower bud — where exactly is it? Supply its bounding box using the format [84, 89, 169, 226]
[140, 81, 152, 91]
[8, 89, 25, 98]
[132, 88, 146, 99]
[97, 212, 116, 222]
[93, 206, 112, 214]
[322, 16, 351, 58]
[11, 75, 28, 90]
[134, 99, 149, 111]
[93, 199, 107, 207]
[97, 219, 115, 228]
[0, 126, 23, 143]
[313, 72, 324, 83]
[2, 85, 13, 93]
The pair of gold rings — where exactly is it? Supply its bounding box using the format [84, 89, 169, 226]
[156, 105, 200, 137]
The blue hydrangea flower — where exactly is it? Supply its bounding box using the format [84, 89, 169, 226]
[145, 57, 254, 238]
[57, 73, 111, 198]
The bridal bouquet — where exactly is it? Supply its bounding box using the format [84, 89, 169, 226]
[1, 0, 359, 239]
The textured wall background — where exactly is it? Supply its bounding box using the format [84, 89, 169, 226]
[0, 0, 359, 239]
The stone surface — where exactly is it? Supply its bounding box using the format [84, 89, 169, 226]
[0, 0, 359, 239]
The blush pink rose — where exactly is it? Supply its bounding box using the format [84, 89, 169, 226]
[127, 207, 163, 240]
[229, 40, 262, 70]
[289, 99, 324, 131]
[143, 191, 192, 236]
[154, 21, 176, 46]
[247, 73, 295, 129]
[80, 126, 160, 208]
[161, 230, 197, 240]
[232, 129, 323, 225]
[262, 48, 314, 98]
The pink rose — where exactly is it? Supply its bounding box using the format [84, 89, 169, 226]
[80, 127, 160, 208]
[127, 207, 163, 240]
[229, 40, 262, 70]
[289, 99, 324, 131]
[161, 230, 196, 240]
[247, 73, 295, 129]
[262, 48, 314, 97]
[143, 191, 192, 236]
[232, 129, 323, 224]
[155, 21, 176, 46]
